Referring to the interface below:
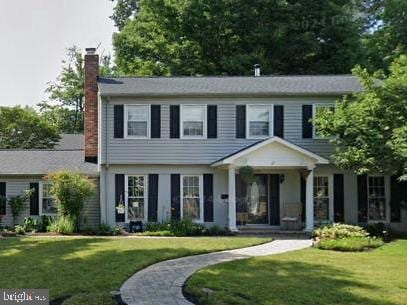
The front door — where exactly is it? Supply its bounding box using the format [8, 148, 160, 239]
[236, 174, 268, 225]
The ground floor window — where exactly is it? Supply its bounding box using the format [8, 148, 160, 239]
[313, 176, 329, 225]
[181, 175, 203, 222]
[127, 175, 147, 221]
[40, 182, 57, 215]
[368, 176, 386, 221]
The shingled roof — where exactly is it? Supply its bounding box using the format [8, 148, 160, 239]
[0, 134, 97, 176]
[98, 75, 363, 97]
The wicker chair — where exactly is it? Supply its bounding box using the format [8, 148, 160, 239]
[281, 202, 303, 230]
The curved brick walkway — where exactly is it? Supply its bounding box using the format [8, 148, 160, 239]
[120, 237, 312, 305]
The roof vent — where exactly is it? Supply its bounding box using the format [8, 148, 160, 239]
[254, 64, 261, 77]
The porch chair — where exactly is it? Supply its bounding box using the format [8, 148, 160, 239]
[281, 202, 303, 231]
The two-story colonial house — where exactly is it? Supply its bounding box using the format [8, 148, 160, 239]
[1, 48, 406, 233]
[85, 48, 406, 233]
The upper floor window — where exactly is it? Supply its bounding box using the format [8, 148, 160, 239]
[247, 105, 273, 138]
[368, 176, 386, 221]
[40, 182, 57, 215]
[125, 105, 150, 138]
[313, 104, 335, 139]
[181, 105, 207, 138]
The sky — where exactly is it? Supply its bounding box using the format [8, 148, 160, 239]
[0, 0, 116, 106]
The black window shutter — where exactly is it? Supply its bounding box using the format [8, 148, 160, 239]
[273, 105, 284, 138]
[357, 175, 368, 223]
[29, 183, 39, 216]
[333, 174, 344, 222]
[115, 174, 125, 222]
[203, 174, 214, 222]
[236, 105, 246, 138]
[269, 174, 280, 225]
[114, 105, 124, 138]
[390, 176, 406, 222]
[151, 105, 161, 138]
[302, 105, 313, 138]
[300, 174, 306, 222]
[171, 174, 180, 219]
[0, 182, 6, 215]
[148, 174, 159, 222]
[170, 105, 180, 138]
[207, 105, 217, 138]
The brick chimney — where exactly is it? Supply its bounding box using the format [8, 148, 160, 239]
[84, 48, 99, 163]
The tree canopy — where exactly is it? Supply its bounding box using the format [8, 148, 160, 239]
[113, 0, 366, 76]
[0, 106, 60, 149]
[315, 55, 407, 180]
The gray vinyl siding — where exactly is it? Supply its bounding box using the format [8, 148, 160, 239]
[100, 96, 337, 165]
[0, 177, 100, 229]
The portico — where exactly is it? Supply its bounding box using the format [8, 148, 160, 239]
[211, 137, 329, 232]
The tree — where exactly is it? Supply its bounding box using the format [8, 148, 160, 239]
[113, 0, 365, 76]
[111, 0, 140, 30]
[47, 171, 95, 232]
[0, 106, 60, 149]
[43, 46, 114, 134]
[315, 55, 407, 180]
[361, 0, 407, 72]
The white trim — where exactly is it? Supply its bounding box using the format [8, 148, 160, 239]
[124, 104, 151, 139]
[180, 104, 207, 139]
[125, 174, 148, 222]
[312, 103, 335, 139]
[246, 104, 274, 139]
[211, 137, 329, 167]
[38, 181, 57, 216]
[180, 174, 204, 223]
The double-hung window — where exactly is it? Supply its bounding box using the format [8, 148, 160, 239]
[40, 182, 57, 215]
[126, 175, 147, 221]
[313, 104, 335, 139]
[247, 105, 272, 138]
[368, 176, 386, 221]
[181, 105, 206, 138]
[125, 105, 150, 138]
[181, 175, 203, 222]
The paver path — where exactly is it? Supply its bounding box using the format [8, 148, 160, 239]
[120, 237, 312, 305]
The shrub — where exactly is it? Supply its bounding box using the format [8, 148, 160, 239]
[364, 222, 392, 242]
[98, 223, 113, 235]
[62, 292, 117, 305]
[7, 190, 32, 226]
[40, 215, 54, 232]
[23, 217, 38, 232]
[48, 216, 75, 234]
[141, 230, 173, 236]
[14, 225, 25, 234]
[313, 223, 369, 240]
[170, 218, 197, 236]
[145, 222, 169, 232]
[113, 226, 126, 236]
[316, 237, 384, 252]
[207, 225, 230, 236]
[47, 171, 95, 232]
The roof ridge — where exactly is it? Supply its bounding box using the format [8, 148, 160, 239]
[99, 74, 355, 80]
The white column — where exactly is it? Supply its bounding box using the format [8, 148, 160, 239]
[228, 166, 238, 231]
[305, 168, 314, 231]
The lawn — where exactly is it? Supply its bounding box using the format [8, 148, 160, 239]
[0, 236, 270, 301]
[185, 239, 407, 305]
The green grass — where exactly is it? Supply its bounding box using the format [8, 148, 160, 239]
[185, 239, 407, 305]
[316, 237, 384, 252]
[0, 236, 270, 300]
